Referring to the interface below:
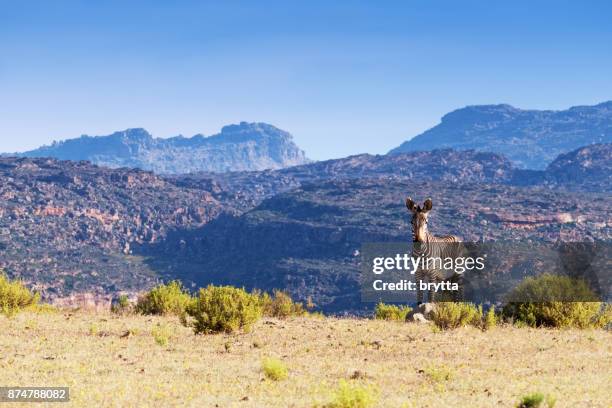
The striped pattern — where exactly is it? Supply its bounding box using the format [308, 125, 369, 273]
[406, 197, 464, 304]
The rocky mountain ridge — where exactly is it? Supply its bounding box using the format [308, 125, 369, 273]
[14, 122, 309, 174]
[178, 144, 612, 211]
[390, 101, 612, 169]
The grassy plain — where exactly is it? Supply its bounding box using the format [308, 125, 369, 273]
[0, 311, 610, 407]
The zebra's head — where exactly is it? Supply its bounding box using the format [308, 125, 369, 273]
[406, 197, 432, 242]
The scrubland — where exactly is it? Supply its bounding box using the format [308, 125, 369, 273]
[1, 310, 610, 407]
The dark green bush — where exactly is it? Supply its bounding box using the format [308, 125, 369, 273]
[374, 302, 412, 321]
[260, 290, 306, 318]
[0, 273, 40, 317]
[183, 285, 262, 334]
[503, 274, 609, 328]
[135, 281, 193, 316]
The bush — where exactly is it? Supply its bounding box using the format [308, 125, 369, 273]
[483, 305, 497, 330]
[430, 302, 483, 330]
[183, 285, 262, 334]
[323, 380, 378, 408]
[503, 274, 609, 328]
[374, 302, 412, 321]
[151, 323, 171, 347]
[260, 290, 306, 319]
[0, 273, 40, 317]
[517, 392, 556, 408]
[262, 357, 288, 381]
[111, 294, 132, 315]
[422, 364, 454, 383]
[135, 281, 193, 316]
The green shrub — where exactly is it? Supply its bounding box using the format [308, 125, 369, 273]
[151, 323, 171, 347]
[374, 302, 412, 321]
[323, 380, 378, 408]
[506, 274, 599, 302]
[503, 274, 609, 328]
[111, 294, 132, 315]
[183, 285, 262, 334]
[483, 305, 497, 330]
[260, 290, 306, 318]
[0, 273, 40, 317]
[262, 357, 288, 381]
[135, 281, 193, 316]
[422, 364, 454, 383]
[430, 302, 482, 330]
[516, 392, 556, 408]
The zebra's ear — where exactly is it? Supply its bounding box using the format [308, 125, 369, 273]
[422, 198, 433, 212]
[406, 197, 417, 213]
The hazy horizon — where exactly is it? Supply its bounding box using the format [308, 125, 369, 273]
[2, 1, 611, 159]
[5, 99, 611, 158]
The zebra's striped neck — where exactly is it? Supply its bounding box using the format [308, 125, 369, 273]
[413, 230, 436, 243]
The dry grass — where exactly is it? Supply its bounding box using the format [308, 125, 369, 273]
[0, 310, 610, 407]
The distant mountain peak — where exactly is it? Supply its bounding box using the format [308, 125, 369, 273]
[15, 123, 309, 174]
[390, 101, 612, 169]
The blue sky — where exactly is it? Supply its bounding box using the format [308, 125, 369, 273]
[1, 1, 611, 159]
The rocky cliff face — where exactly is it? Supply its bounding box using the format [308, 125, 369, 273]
[0, 157, 227, 298]
[511, 143, 612, 192]
[545, 143, 611, 189]
[17, 122, 309, 174]
[389, 101, 612, 169]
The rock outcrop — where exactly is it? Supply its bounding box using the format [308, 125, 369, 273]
[390, 101, 612, 169]
[15, 122, 309, 174]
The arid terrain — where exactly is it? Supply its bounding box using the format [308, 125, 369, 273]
[1, 144, 610, 313]
[1, 310, 610, 407]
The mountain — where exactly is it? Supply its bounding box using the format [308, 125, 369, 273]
[173, 149, 516, 210]
[16, 122, 309, 174]
[0, 157, 227, 298]
[545, 143, 612, 190]
[511, 143, 612, 192]
[1, 145, 609, 311]
[144, 178, 610, 313]
[152, 146, 611, 312]
[389, 101, 612, 169]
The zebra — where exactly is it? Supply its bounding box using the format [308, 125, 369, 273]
[406, 197, 464, 304]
